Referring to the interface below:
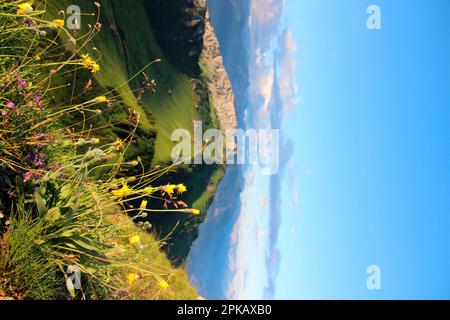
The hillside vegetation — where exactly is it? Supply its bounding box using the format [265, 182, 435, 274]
[0, 0, 208, 299]
[42, 0, 234, 263]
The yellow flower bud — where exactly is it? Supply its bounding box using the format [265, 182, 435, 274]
[113, 138, 123, 151]
[94, 96, 108, 103]
[143, 187, 155, 194]
[129, 235, 142, 249]
[50, 19, 65, 29]
[127, 273, 139, 285]
[177, 184, 187, 194]
[140, 200, 148, 210]
[158, 279, 169, 289]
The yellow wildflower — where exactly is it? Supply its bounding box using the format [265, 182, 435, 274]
[50, 19, 64, 29]
[81, 54, 100, 74]
[111, 183, 132, 198]
[81, 54, 94, 67]
[17, 3, 33, 15]
[127, 273, 139, 285]
[113, 138, 123, 151]
[176, 184, 187, 194]
[94, 95, 108, 103]
[91, 137, 100, 144]
[158, 279, 169, 289]
[90, 62, 100, 74]
[179, 208, 201, 215]
[161, 184, 176, 197]
[140, 200, 148, 210]
[143, 187, 155, 194]
[129, 235, 142, 249]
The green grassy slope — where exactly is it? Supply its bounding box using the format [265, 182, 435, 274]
[0, 0, 211, 299]
[46, 0, 224, 263]
[105, 211, 198, 300]
[49, 0, 207, 164]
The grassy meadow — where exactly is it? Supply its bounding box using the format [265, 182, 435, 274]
[44, 0, 225, 262]
[0, 0, 217, 299]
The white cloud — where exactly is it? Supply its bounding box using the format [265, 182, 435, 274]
[278, 28, 299, 115]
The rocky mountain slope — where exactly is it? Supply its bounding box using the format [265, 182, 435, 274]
[200, 10, 238, 132]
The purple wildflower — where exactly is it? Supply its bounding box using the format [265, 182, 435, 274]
[35, 95, 43, 111]
[26, 151, 46, 167]
[6, 101, 15, 109]
[24, 18, 35, 27]
[16, 78, 27, 89]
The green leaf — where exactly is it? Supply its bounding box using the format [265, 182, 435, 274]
[45, 207, 62, 223]
[34, 190, 46, 216]
[60, 229, 77, 238]
[66, 277, 76, 298]
[60, 185, 72, 200]
[70, 236, 103, 252]
[83, 266, 97, 275]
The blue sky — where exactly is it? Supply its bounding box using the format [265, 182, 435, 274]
[189, 0, 450, 300]
[277, 0, 450, 299]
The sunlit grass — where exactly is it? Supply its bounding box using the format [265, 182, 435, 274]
[0, 0, 200, 300]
